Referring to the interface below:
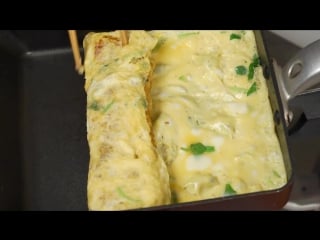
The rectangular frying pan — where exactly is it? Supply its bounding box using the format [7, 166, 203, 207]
[0, 30, 296, 210]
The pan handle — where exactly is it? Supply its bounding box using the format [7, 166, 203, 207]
[273, 39, 320, 126]
[282, 39, 320, 99]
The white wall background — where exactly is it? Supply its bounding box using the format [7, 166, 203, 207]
[271, 30, 320, 48]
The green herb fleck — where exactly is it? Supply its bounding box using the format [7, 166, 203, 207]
[117, 187, 141, 203]
[230, 33, 241, 40]
[140, 97, 147, 109]
[252, 54, 260, 68]
[153, 37, 166, 52]
[248, 54, 260, 80]
[229, 86, 248, 94]
[88, 101, 100, 111]
[224, 183, 237, 196]
[273, 170, 281, 178]
[247, 82, 258, 96]
[240, 30, 246, 35]
[171, 191, 178, 204]
[179, 75, 188, 81]
[181, 142, 215, 155]
[98, 64, 110, 74]
[248, 63, 255, 80]
[102, 100, 114, 113]
[178, 32, 200, 38]
[130, 56, 144, 64]
[235, 65, 247, 75]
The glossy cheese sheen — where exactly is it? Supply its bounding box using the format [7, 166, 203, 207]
[150, 31, 287, 203]
[84, 31, 171, 210]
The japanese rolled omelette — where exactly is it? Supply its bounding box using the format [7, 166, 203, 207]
[83, 31, 171, 210]
[83, 30, 287, 210]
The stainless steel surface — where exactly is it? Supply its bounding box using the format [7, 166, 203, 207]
[272, 39, 320, 126]
[282, 39, 320, 99]
[284, 201, 320, 211]
[273, 60, 294, 125]
[264, 31, 320, 210]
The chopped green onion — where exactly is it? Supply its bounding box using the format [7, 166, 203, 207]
[139, 97, 147, 109]
[102, 100, 114, 113]
[248, 63, 255, 80]
[273, 170, 281, 178]
[117, 187, 141, 203]
[224, 183, 237, 196]
[181, 142, 215, 155]
[204, 146, 215, 152]
[230, 33, 241, 40]
[88, 101, 99, 111]
[252, 54, 260, 68]
[178, 32, 200, 38]
[153, 37, 166, 52]
[235, 65, 247, 75]
[171, 191, 178, 204]
[229, 86, 248, 94]
[179, 75, 188, 81]
[89, 100, 114, 113]
[247, 82, 258, 96]
[98, 64, 109, 73]
[248, 54, 260, 80]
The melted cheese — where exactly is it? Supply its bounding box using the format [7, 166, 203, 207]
[150, 30, 287, 203]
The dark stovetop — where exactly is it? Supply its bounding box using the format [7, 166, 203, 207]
[264, 31, 320, 209]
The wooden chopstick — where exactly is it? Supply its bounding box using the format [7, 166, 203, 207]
[68, 30, 84, 75]
[120, 30, 128, 46]
[68, 30, 127, 74]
